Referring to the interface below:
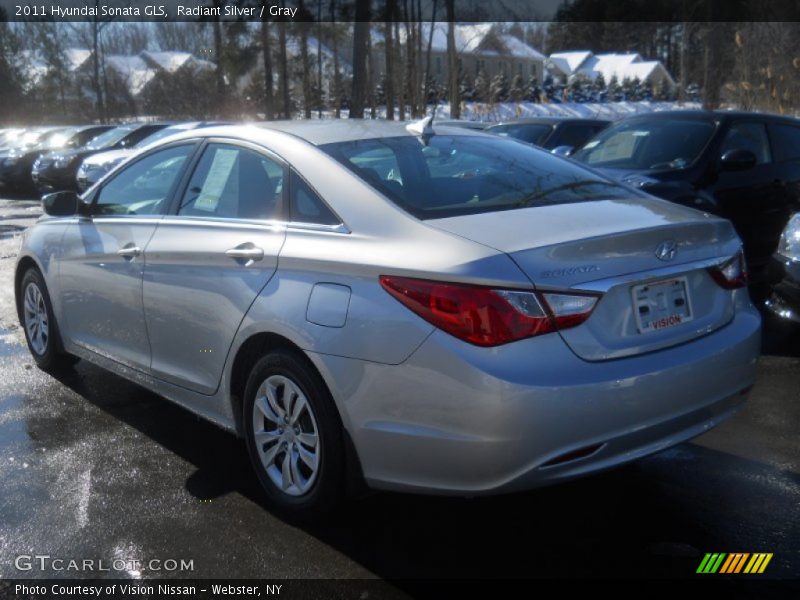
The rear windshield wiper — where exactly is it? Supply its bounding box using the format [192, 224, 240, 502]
[515, 180, 627, 207]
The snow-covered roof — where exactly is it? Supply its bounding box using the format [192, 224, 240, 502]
[499, 35, 546, 61]
[140, 50, 215, 73]
[105, 55, 157, 96]
[396, 24, 544, 61]
[576, 53, 642, 81]
[548, 51, 592, 76]
[64, 48, 92, 72]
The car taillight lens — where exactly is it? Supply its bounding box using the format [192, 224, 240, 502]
[379, 276, 600, 347]
[708, 250, 748, 289]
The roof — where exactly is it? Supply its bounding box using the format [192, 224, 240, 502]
[64, 48, 92, 71]
[245, 119, 488, 145]
[396, 24, 544, 61]
[104, 55, 157, 95]
[140, 50, 194, 72]
[548, 51, 592, 75]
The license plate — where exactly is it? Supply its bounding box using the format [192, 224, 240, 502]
[631, 276, 693, 333]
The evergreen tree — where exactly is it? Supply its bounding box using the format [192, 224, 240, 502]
[509, 73, 525, 102]
[490, 71, 509, 103]
[474, 70, 489, 103]
[526, 76, 541, 103]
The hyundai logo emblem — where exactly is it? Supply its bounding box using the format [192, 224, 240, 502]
[655, 240, 678, 261]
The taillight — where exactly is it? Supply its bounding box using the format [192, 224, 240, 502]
[379, 276, 600, 347]
[708, 250, 748, 289]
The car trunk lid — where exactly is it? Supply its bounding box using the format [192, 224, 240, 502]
[427, 197, 742, 361]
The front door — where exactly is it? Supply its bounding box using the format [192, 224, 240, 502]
[58, 143, 196, 370]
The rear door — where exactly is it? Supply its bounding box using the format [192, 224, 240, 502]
[711, 120, 785, 273]
[142, 140, 287, 395]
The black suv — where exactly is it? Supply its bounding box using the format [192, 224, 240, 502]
[572, 110, 800, 291]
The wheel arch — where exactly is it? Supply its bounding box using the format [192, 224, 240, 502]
[227, 330, 368, 496]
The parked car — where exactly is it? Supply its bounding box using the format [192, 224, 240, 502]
[571, 111, 800, 290]
[486, 117, 610, 152]
[0, 125, 112, 195]
[32, 123, 170, 193]
[764, 212, 800, 324]
[16, 121, 760, 516]
[76, 121, 227, 191]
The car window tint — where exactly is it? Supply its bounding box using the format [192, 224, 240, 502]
[178, 144, 283, 220]
[94, 145, 193, 216]
[721, 122, 771, 164]
[290, 171, 340, 225]
[769, 124, 800, 162]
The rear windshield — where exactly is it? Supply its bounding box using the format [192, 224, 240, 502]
[86, 126, 136, 150]
[488, 123, 553, 145]
[573, 117, 717, 170]
[320, 135, 635, 219]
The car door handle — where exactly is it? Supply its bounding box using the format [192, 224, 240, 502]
[225, 245, 265, 263]
[117, 245, 141, 258]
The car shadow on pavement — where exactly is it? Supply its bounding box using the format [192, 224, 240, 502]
[44, 360, 800, 585]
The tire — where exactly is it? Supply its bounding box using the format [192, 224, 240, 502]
[243, 348, 344, 518]
[18, 268, 79, 372]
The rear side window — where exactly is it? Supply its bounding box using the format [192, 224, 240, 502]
[769, 123, 800, 162]
[321, 135, 636, 220]
[720, 122, 771, 164]
[178, 143, 284, 221]
[289, 171, 340, 226]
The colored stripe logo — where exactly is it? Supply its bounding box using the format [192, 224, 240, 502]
[697, 553, 773, 574]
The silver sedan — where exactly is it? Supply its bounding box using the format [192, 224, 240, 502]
[15, 121, 760, 516]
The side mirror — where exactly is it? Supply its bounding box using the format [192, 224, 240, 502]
[551, 145, 575, 157]
[42, 191, 79, 217]
[720, 149, 757, 172]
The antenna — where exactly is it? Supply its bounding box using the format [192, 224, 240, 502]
[405, 115, 435, 145]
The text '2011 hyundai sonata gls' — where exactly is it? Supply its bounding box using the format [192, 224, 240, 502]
[15, 120, 761, 516]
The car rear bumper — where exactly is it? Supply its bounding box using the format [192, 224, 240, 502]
[310, 291, 761, 495]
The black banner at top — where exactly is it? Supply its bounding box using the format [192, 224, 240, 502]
[2, 0, 800, 23]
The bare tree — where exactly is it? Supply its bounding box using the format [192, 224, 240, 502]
[446, 0, 459, 118]
[278, 19, 290, 117]
[383, 1, 396, 120]
[329, 1, 342, 118]
[349, 0, 370, 119]
[260, 4, 274, 119]
[422, 0, 438, 111]
[298, 1, 312, 118]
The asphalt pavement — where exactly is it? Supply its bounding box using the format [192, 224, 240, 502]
[0, 197, 798, 592]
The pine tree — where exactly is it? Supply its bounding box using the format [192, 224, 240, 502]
[490, 71, 509, 103]
[527, 76, 541, 103]
[509, 73, 525, 102]
[474, 70, 489, 103]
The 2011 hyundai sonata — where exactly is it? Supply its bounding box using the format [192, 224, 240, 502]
[15, 120, 761, 516]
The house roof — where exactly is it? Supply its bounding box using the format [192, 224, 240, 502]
[64, 48, 92, 72]
[104, 54, 157, 96]
[396, 23, 544, 61]
[548, 51, 592, 75]
[576, 53, 643, 81]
